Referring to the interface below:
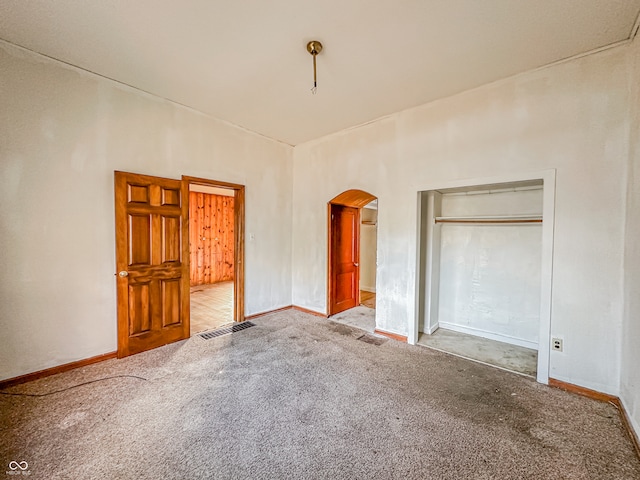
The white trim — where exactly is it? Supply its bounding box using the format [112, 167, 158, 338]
[425, 322, 439, 335]
[412, 192, 427, 346]
[415, 170, 555, 193]
[360, 286, 376, 293]
[537, 170, 556, 385]
[425, 191, 442, 336]
[413, 169, 556, 385]
[439, 322, 538, 350]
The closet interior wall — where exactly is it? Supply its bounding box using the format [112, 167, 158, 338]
[360, 206, 378, 293]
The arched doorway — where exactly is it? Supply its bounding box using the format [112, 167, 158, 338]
[327, 189, 378, 316]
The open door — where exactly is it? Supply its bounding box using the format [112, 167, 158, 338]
[114, 171, 190, 357]
[329, 204, 360, 315]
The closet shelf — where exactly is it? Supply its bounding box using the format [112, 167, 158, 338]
[435, 215, 542, 224]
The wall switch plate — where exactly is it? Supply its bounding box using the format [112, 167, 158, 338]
[552, 337, 563, 352]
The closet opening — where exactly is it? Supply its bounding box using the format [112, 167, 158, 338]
[415, 173, 555, 383]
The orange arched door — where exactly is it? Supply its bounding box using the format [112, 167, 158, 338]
[329, 204, 359, 314]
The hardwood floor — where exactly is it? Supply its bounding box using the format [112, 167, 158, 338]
[360, 290, 375, 309]
[190, 281, 234, 334]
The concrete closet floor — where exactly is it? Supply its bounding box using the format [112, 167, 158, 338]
[418, 329, 538, 377]
[330, 304, 536, 378]
[190, 281, 234, 334]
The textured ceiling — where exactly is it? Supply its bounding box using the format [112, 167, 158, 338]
[1, 0, 639, 145]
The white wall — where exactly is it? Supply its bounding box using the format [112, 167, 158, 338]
[0, 42, 293, 381]
[437, 190, 543, 349]
[292, 43, 634, 394]
[621, 36, 640, 442]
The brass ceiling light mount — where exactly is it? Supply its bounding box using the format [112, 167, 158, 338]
[306, 40, 323, 95]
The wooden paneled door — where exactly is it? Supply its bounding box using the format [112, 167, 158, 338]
[114, 171, 190, 358]
[329, 204, 360, 315]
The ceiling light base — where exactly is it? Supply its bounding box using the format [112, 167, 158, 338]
[306, 41, 323, 55]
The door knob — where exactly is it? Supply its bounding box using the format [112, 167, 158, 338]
[118, 271, 129, 277]
[354, 263, 359, 267]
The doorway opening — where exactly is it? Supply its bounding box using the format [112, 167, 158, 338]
[415, 172, 555, 383]
[184, 176, 245, 335]
[327, 189, 378, 333]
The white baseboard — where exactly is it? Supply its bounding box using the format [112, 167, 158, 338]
[424, 323, 440, 335]
[439, 322, 538, 350]
[360, 286, 376, 293]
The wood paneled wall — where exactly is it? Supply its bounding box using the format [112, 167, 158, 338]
[189, 192, 235, 285]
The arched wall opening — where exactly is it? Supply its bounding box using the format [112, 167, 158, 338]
[327, 190, 378, 320]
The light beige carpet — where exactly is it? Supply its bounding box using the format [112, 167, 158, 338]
[1, 310, 638, 479]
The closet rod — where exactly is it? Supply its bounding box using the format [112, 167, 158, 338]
[435, 218, 542, 224]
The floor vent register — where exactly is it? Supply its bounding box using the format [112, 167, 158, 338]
[199, 321, 256, 340]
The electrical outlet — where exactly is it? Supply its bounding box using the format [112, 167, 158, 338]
[552, 337, 563, 352]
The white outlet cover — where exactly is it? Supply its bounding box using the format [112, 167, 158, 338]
[551, 338, 563, 351]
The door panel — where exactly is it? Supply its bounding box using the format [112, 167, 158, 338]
[336, 272, 356, 304]
[162, 216, 181, 263]
[128, 214, 152, 265]
[161, 187, 181, 206]
[330, 204, 359, 315]
[161, 278, 181, 326]
[128, 184, 150, 203]
[115, 171, 190, 357]
[128, 282, 151, 335]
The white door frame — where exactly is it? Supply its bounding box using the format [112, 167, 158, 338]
[414, 169, 556, 384]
